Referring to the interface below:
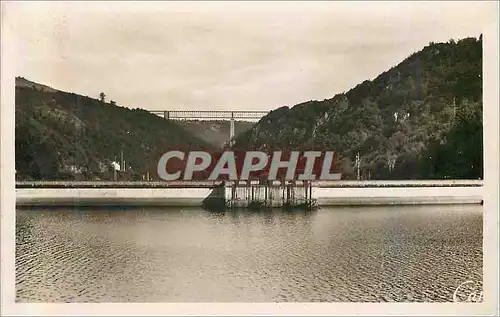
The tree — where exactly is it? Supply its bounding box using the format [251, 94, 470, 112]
[419, 100, 482, 179]
[99, 92, 106, 103]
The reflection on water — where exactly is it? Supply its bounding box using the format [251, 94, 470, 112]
[16, 205, 482, 302]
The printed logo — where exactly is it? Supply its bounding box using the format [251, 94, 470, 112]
[453, 280, 483, 303]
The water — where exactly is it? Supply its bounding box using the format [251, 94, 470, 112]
[16, 205, 483, 302]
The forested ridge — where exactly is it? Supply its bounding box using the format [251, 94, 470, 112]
[15, 78, 215, 180]
[233, 37, 483, 180]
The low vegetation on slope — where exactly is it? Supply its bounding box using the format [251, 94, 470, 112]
[15, 81, 215, 181]
[176, 120, 255, 149]
[234, 37, 483, 180]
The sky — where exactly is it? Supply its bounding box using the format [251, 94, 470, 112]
[4, 1, 498, 112]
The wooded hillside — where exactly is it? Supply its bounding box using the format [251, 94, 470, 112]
[233, 37, 483, 180]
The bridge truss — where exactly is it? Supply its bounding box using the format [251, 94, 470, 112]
[148, 110, 270, 146]
[148, 110, 269, 121]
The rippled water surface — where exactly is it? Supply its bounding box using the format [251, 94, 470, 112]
[16, 205, 482, 302]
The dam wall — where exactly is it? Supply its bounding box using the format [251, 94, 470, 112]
[312, 186, 483, 206]
[16, 188, 214, 207]
[16, 181, 484, 208]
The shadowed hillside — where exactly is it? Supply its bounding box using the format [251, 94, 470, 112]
[176, 120, 255, 149]
[15, 80, 215, 181]
[234, 37, 483, 180]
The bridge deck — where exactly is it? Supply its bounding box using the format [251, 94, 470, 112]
[149, 110, 269, 120]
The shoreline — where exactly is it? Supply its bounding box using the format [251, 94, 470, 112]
[16, 184, 484, 208]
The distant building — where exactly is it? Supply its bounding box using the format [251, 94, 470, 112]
[111, 161, 121, 171]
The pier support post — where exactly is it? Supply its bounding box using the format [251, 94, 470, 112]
[265, 184, 268, 202]
[164, 111, 170, 120]
[229, 111, 235, 147]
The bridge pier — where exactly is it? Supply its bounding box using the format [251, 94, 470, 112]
[229, 111, 235, 147]
[163, 111, 170, 120]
